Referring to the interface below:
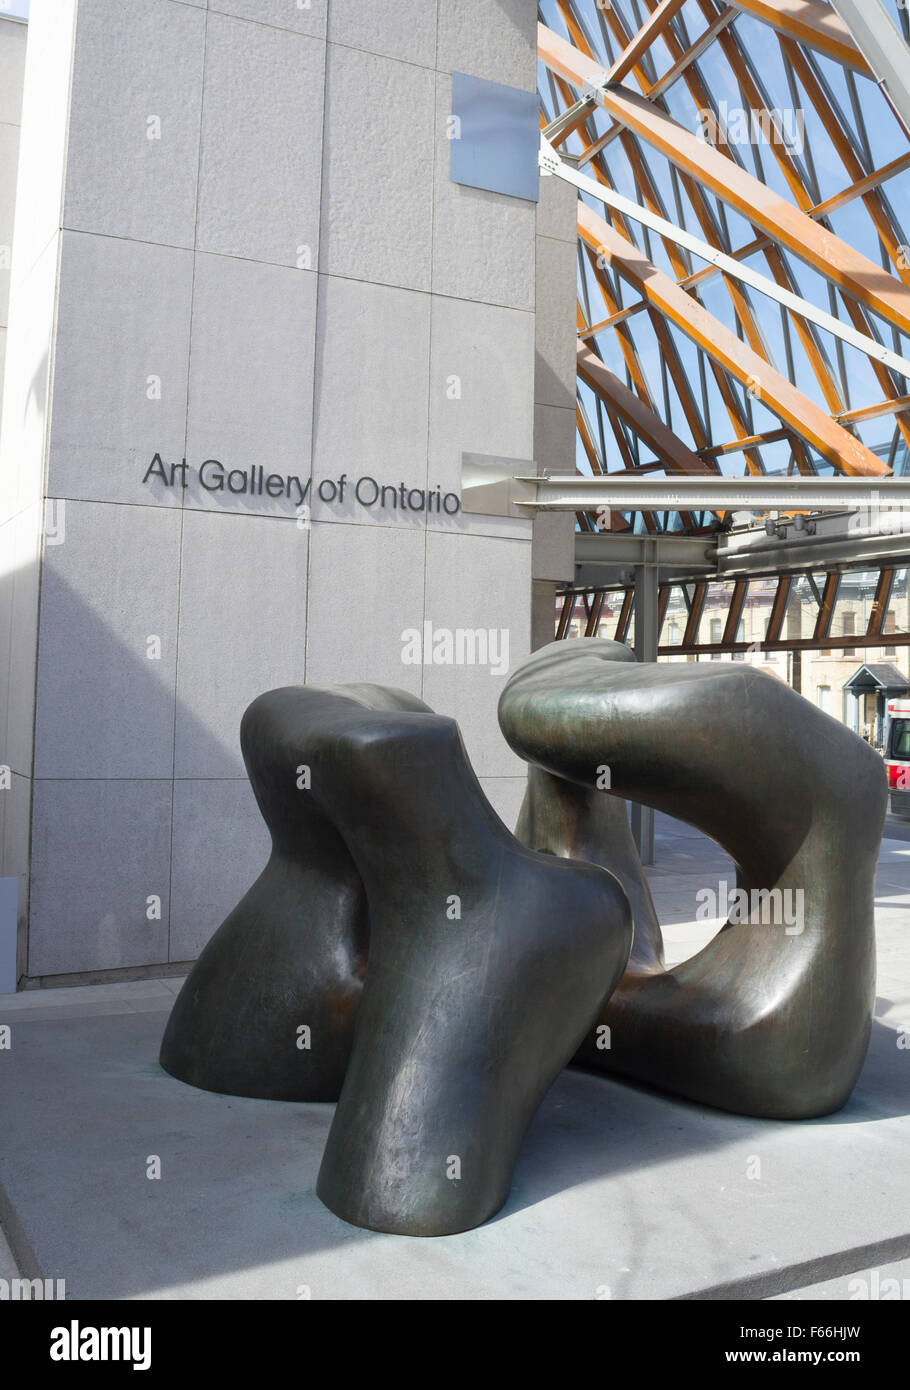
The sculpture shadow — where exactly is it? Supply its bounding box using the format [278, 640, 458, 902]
[497, 1009, 910, 1224]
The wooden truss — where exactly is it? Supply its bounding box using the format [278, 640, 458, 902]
[538, 0, 910, 534]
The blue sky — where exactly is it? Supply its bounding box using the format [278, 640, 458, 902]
[538, 0, 910, 514]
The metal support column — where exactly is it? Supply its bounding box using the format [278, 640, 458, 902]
[631, 549, 658, 866]
[828, 0, 910, 142]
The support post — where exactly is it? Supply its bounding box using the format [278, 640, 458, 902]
[632, 552, 658, 866]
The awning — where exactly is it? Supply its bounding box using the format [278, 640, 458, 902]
[843, 663, 910, 694]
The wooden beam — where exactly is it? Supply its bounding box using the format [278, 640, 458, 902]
[766, 574, 793, 643]
[867, 568, 895, 637]
[616, 587, 635, 642]
[577, 202, 891, 477]
[700, 427, 792, 458]
[837, 395, 910, 426]
[659, 631, 910, 655]
[682, 581, 708, 647]
[813, 572, 839, 642]
[577, 345, 717, 475]
[556, 592, 577, 640]
[608, 0, 688, 83]
[584, 590, 606, 637]
[722, 579, 749, 645]
[646, 5, 738, 100]
[657, 583, 671, 634]
[585, 154, 910, 328]
[815, 153, 910, 218]
[538, 23, 910, 336]
[729, 0, 871, 74]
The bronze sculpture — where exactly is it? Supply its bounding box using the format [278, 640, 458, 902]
[162, 683, 632, 1234]
[159, 637, 886, 1236]
[311, 701, 631, 1235]
[160, 684, 431, 1101]
[500, 638, 887, 1119]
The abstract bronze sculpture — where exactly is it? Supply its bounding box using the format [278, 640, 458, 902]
[160, 683, 431, 1101]
[160, 681, 632, 1234]
[311, 703, 631, 1235]
[160, 636, 886, 1238]
[500, 638, 887, 1120]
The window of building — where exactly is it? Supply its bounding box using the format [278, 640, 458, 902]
[884, 610, 896, 658]
[843, 611, 855, 658]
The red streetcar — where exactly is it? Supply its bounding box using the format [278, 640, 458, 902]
[885, 699, 910, 816]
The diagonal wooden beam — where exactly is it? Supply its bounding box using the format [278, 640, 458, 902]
[538, 23, 910, 337]
[576, 400, 604, 474]
[838, 395, 910, 426]
[682, 582, 708, 647]
[707, 361, 769, 476]
[578, 202, 891, 478]
[587, 153, 910, 321]
[646, 5, 738, 100]
[868, 568, 895, 637]
[577, 345, 717, 476]
[584, 589, 607, 636]
[780, 35, 910, 285]
[722, 580, 749, 645]
[700, 427, 792, 458]
[813, 572, 839, 642]
[817, 153, 910, 216]
[766, 575, 793, 643]
[608, 0, 688, 84]
[729, 0, 870, 74]
[710, 17, 813, 212]
[615, 587, 634, 642]
[581, 241, 653, 406]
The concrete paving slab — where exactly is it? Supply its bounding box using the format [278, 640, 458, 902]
[0, 997, 908, 1301]
[0, 813, 907, 1301]
[0, 1223, 18, 1281]
[0, 1003, 141, 1023]
[0, 978, 187, 1010]
[772, 1255, 910, 1301]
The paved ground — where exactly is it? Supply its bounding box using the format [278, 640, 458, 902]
[1, 813, 909, 1300]
[878, 811, 910, 843]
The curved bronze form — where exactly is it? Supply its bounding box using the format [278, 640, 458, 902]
[500, 639, 887, 1120]
[517, 767, 663, 976]
[309, 697, 632, 1235]
[159, 683, 430, 1102]
[161, 680, 633, 1235]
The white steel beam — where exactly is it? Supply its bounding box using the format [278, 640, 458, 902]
[540, 136, 910, 382]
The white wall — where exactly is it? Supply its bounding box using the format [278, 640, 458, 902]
[0, 13, 27, 412]
[1, 0, 542, 984]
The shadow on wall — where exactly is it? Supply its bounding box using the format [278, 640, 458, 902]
[0, 552, 273, 984]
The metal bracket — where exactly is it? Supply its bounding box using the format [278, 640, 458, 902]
[461, 453, 539, 518]
[582, 70, 610, 102]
